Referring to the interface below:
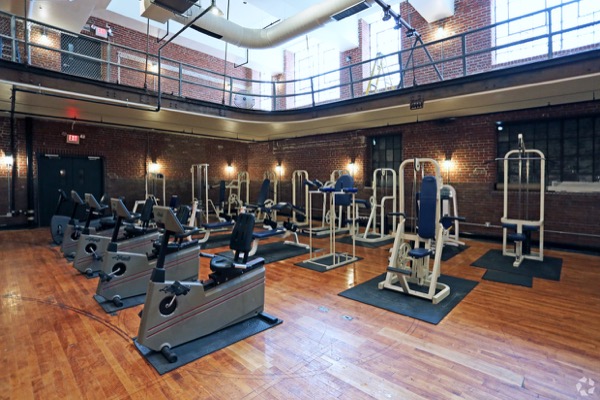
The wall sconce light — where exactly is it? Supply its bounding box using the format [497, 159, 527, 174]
[149, 161, 160, 173]
[436, 25, 446, 39]
[2, 152, 13, 167]
[40, 27, 50, 44]
[496, 121, 504, 131]
[275, 162, 283, 176]
[443, 157, 452, 183]
[348, 159, 357, 176]
[226, 163, 234, 176]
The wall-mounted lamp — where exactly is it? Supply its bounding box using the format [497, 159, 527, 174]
[496, 121, 504, 131]
[348, 159, 357, 176]
[2, 152, 13, 167]
[443, 158, 452, 172]
[275, 162, 283, 175]
[443, 157, 452, 183]
[40, 27, 50, 44]
[149, 161, 160, 173]
[226, 162, 234, 176]
[436, 25, 446, 39]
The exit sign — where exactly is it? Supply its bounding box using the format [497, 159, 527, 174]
[66, 134, 80, 144]
[95, 26, 108, 39]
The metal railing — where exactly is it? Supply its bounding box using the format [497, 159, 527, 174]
[0, 0, 598, 112]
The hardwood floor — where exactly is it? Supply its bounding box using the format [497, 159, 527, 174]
[1, 228, 599, 399]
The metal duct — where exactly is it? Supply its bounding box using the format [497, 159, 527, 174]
[143, 0, 374, 49]
[152, 0, 198, 14]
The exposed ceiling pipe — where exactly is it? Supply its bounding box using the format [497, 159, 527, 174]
[144, 0, 374, 49]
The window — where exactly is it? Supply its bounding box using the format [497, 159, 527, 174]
[371, 135, 402, 173]
[493, 0, 600, 64]
[497, 116, 600, 185]
[367, 18, 402, 93]
[292, 41, 340, 107]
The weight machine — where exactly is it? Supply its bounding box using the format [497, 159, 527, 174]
[379, 158, 459, 304]
[355, 168, 397, 244]
[302, 169, 352, 237]
[291, 170, 309, 226]
[191, 163, 223, 226]
[440, 184, 465, 247]
[146, 171, 166, 206]
[304, 174, 358, 271]
[500, 134, 545, 267]
[224, 170, 249, 216]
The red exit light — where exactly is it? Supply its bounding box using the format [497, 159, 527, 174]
[66, 134, 80, 144]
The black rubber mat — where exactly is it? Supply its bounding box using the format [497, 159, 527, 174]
[133, 312, 282, 375]
[440, 244, 469, 261]
[471, 249, 562, 281]
[482, 270, 533, 287]
[216, 241, 314, 264]
[339, 274, 478, 325]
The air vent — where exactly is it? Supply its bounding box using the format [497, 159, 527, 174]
[190, 25, 223, 39]
[331, 1, 370, 21]
[152, 0, 198, 14]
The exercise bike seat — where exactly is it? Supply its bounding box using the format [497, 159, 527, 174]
[209, 213, 265, 284]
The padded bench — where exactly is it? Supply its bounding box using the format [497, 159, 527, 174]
[252, 229, 286, 240]
[503, 223, 539, 242]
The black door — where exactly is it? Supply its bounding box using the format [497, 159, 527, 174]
[37, 155, 104, 226]
[61, 35, 102, 80]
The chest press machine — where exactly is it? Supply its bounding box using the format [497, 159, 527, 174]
[379, 158, 462, 304]
[135, 207, 270, 364]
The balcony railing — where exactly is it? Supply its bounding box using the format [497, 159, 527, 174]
[0, 0, 598, 112]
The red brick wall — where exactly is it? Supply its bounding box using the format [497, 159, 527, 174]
[2, 99, 599, 249]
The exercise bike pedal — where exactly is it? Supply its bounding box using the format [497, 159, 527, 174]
[160, 281, 190, 297]
[98, 271, 113, 282]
